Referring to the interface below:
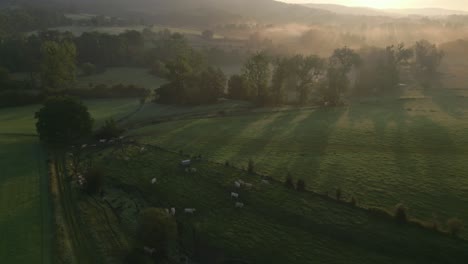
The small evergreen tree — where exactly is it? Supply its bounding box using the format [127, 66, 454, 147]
[285, 173, 294, 189]
[394, 203, 408, 224]
[296, 179, 306, 192]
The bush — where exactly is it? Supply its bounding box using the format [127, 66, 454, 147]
[225, 160, 230, 167]
[80, 62, 97, 76]
[137, 208, 177, 259]
[95, 119, 124, 140]
[447, 218, 464, 237]
[296, 179, 306, 192]
[285, 174, 294, 189]
[247, 159, 255, 174]
[84, 167, 105, 194]
[394, 203, 408, 224]
[336, 188, 342, 201]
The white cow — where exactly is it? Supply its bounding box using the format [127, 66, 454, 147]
[235, 202, 244, 208]
[140, 147, 146, 153]
[99, 139, 107, 143]
[144, 246, 156, 255]
[165, 208, 169, 214]
[234, 181, 241, 188]
[238, 179, 245, 185]
[81, 144, 87, 149]
[231, 192, 239, 198]
[170, 208, 176, 216]
[151, 178, 157, 184]
[184, 208, 196, 214]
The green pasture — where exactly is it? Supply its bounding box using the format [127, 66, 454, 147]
[0, 136, 50, 263]
[90, 145, 468, 264]
[130, 89, 468, 238]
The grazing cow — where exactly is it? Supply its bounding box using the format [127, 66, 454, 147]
[234, 181, 241, 188]
[124, 157, 130, 161]
[181, 160, 191, 166]
[99, 139, 107, 143]
[184, 208, 196, 214]
[261, 180, 270, 185]
[165, 208, 169, 214]
[244, 183, 253, 188]
[171, 208, 176, 216]
[140, 147, 146, 153]
[238, 179, 245, 185]
[119, 136, 125, 140]
[144, 246, 156, 256]
[81, 144, 87, 149]
[190, 168, 197, 173]
[231, 192, 239, 198]
[235, 202, 244, 208]
[151, 178, 157, 184]
[324, 101, 330, 107]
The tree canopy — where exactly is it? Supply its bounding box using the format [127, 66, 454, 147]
[35, 96, 93, 146]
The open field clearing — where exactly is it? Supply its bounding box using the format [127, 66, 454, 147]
[130, 89, 468, 238]
[76, 67, 166, 90]
[0, 136, 50, 263]
[86, 144, 468, 263]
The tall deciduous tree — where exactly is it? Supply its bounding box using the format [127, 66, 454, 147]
[35, 96, 93, 146]
[242, 52, 271, 105]
[414, 40, 444, 75]
[40, 40, 77, 91]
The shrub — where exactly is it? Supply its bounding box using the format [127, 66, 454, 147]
[137, 208, 177, 259]
[336, 188, 342, 201]
[95, 119, 124, 140]
[84, 167, 105, 194]
[447, 218, 464, 237]
[296, 179, 306, 192]
[247, 159, 255, 174]
[285, 173, 294, 189]
[394, 203, 408, 224]
[225, 160, 230, 167]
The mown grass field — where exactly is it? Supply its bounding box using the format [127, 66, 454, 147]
[129, 88, 468, 238]
[89, 144, 468, 263]
[0, 135, 50, 263]
[76, 67, 166, 90]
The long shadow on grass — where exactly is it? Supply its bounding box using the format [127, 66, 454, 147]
[423, 82, 468, 118]
[269, 107, 346, 183]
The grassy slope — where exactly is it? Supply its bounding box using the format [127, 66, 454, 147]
[130, 91, 468, 238]
[92, 145, 468, 264]
[0, 136, 50, 263]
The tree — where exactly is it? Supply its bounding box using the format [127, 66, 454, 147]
[40, 40, 77, 91]
[295, 55, 324, 105]
[243, 52, 271, 105]
[228, 74, 248, 100]
[321, 47, 360, 106]
[35, 96, 93, 146]
[447, 218, 464, 237]
[137, 208, 177, 259]
[197, 66, 226, 103]
[413, 40, 444, 76]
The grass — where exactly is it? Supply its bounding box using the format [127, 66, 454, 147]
[76, 67, 166, 90]
[0, 136, 50, 263]
[87, 144, 468, 263]
[129, 89, 468, 238]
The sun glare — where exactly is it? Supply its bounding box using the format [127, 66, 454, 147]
[353, 0, 403, 9]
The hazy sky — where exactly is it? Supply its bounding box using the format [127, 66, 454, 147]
[279, 0, 468, 10]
